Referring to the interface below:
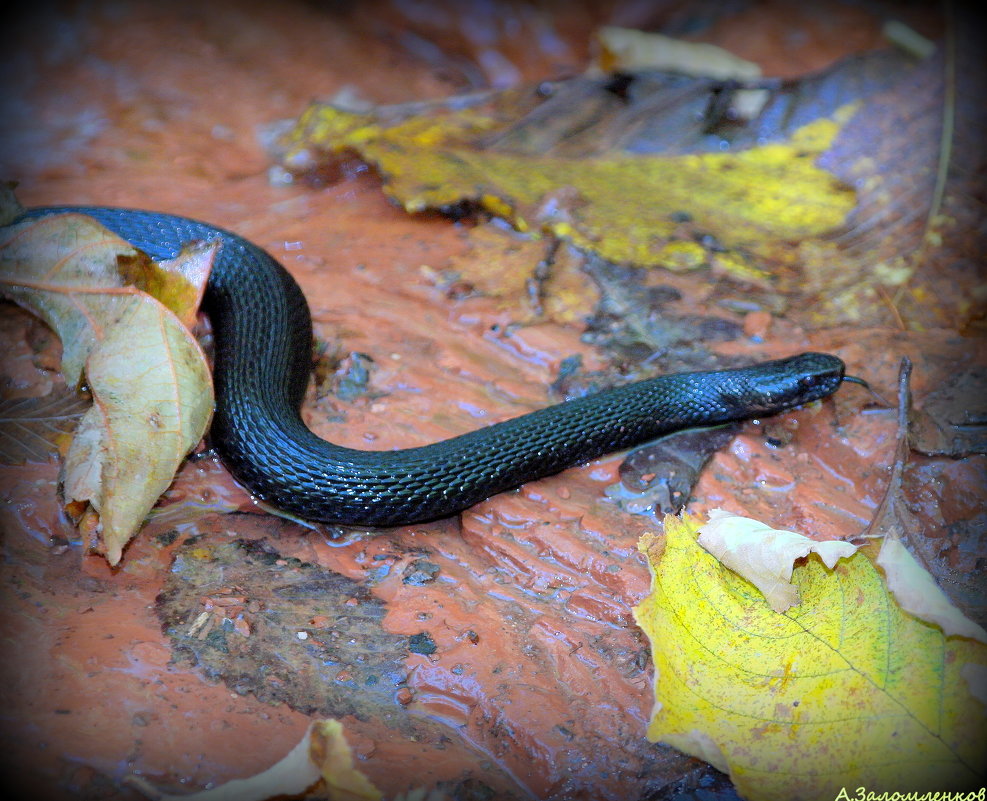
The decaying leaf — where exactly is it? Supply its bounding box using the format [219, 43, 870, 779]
[806, 20, 986, 329]
[143, 239, 217, 330]
[283, 97, 858, 274]
[0, 213, 213, 564]
[607, 424, 740, 517]
[281, 52, 897, 280]
[865, 357, 987, 635]
[908, 366, 987, 457]
[441, 222, 598, 323]
[634, 514, 987, 799]
[127, 718, 382, 801]
[0, 213, 152, 384]
[0, 389, 90, 464]
[877, 537, 987, 644]
[61, 293, 212, 564]
[282, 31, 985, 330]
[697, 508, 858, 612]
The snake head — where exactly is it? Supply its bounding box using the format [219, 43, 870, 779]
[739, 352, 848, 413]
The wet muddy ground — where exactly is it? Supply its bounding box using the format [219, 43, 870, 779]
[0, 2, 981, 800]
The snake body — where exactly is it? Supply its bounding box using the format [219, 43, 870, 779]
[22, 207, 851, 526]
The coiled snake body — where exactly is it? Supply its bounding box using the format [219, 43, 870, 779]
[23, 207, 854, 526]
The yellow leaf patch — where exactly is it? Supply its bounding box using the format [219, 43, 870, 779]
[633, 515, 987, 800]
[283, 102, 857, 273]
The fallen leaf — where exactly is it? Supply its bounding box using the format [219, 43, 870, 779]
[61, 293, 212, 564]
[282, 30, 985, 331]
[908, 366, 987, 457]
[0, 389, 90, 464]
[142, 239, 217, 330]
[697, 508, 858, 612]
[805, 20, 986, 329]
[877, 537, 987, 644]
[127, 718, 381, 801]
[593, 27, 762, 81]
[865, 357, 987, 636]
[443, 223, 546, 310]
[0, 213, 213, 564]
[0, 213, 152, 384]
[443, 222, 598, 324]
[283, 97, 858, 273]
[279, 51, 905, 286]
[607, 424, 740, 517]
[634, 514, 987, 799]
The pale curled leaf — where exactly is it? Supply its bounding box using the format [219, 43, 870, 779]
[697, 508, 857, 612]
[0, 213, 213, 379]
[62, 293, 212, 565]
[594, 27, 762, 81]
[127, 719, 381, 801]
[877, 537, 987, 644]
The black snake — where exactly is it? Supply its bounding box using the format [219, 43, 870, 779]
[20, 207, 860, 526]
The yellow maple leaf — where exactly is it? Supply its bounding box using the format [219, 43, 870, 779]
[633, 514, 987, 800]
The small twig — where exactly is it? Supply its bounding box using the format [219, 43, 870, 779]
[876, 282, 907, 331]
[526, 237, 560, 319]
[856, 357, 912, 542]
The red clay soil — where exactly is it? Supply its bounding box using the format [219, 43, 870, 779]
[0, 3, 978, 801]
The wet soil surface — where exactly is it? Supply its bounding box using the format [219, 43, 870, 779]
[0, 2, 980, 800]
